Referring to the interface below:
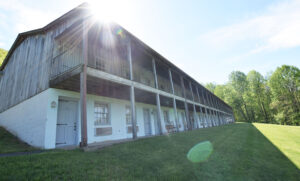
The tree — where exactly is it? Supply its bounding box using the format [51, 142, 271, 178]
[269, 65, 300, 125]
[0, 48, 8, 66]
[214, 85, 226, 100]
[228, 71, 252, 122]
[205, 65, 299, 125]
[247, 70, 272, 123]
[205, 82, 216, 93]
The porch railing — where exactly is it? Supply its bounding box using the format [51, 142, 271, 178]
[50, 47, 83, 79]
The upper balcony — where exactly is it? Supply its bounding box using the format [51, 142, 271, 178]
[48, 22, 230, 114]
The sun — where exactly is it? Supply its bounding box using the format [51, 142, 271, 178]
[87, 0, 130, 24]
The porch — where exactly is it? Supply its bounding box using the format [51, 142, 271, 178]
[48, 20, 232, 147]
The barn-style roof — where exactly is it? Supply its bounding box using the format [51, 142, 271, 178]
[0, 3, 90, 71]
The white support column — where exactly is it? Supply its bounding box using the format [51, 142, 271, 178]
[199, 88, 207, 128]
[189, 82, 199, 129]
[169, 69, 179, 132]
[216, 111, 220, 125]
[200, 107, 206, 128]
[217, 112, 222, 125]
[195, 87, 203, 128]
[204, 108, 209, 127]
[180, 77, 191, 130]
[128, 40, 137, 139]
[220, 112, 223, 125]
[152, 59, 163, 134]
[206, 93, 215, 126]
[209, 94, 216, 126]
[202, 89, 211, 127]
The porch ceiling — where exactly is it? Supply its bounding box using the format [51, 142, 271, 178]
[51, 74, 173, 107]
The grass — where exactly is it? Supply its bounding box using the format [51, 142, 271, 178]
[0, 127, 36, 154]
[253, 123, 300, 169]
[0, 123, 299, 180]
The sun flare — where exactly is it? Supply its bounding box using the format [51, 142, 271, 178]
[87, 0, 131, 24]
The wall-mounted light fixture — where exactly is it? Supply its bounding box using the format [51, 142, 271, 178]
[51, 101, 57, 108]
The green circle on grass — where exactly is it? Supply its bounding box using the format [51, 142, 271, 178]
[187, 141, 213, 163]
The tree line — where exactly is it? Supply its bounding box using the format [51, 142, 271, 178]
[0, 48, 7, 66]
[206, 65, 300, 125]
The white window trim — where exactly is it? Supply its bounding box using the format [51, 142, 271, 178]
[125, 105, 138, 126]
[94, 101, 111, 127]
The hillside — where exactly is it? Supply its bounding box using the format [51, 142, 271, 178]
[0, 48, 7, 66]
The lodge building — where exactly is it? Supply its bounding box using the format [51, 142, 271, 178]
[0, 3, 234, 149]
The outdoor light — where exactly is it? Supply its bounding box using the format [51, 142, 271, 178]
[51, 101, 57, 108]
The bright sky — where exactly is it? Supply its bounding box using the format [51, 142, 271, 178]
[0, 0, 300, 84]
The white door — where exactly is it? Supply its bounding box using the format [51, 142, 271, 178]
[143, 108, 152, 136]
[56, 99, 78, 147]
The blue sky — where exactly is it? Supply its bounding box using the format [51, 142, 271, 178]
[0, 0, 299, 84]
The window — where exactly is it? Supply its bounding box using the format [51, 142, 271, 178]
[95, 56, 106, 70]
[94, 102, 110, 125]
[125, 105, 131, 125]
[163, 110, 171, 125]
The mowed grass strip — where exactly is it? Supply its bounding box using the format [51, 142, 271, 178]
[0, 123, 299, 180]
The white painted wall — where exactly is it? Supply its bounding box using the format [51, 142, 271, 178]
[0, 90, 49, 148]
[45, 88, 185, 148]
[0, 88, 195, 149]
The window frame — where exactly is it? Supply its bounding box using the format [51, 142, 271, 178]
[94, 102, 111, 126]
[125, 105, 137, 126]
[125, 105, 131, 125]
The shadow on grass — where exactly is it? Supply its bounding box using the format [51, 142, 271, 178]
[191, 123, 300, 180]
[0, 123, 299, 180]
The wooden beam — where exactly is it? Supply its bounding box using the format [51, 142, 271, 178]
[152, 59, 163, 135]
[168, 69, 179, 132]
[128, 40, 137, 139]
[80, 20, 88, 147]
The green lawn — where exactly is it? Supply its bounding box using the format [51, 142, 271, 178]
[0, 127, 36, 154]
[0, 123, 299, 180]
[253, 123, 300, 169]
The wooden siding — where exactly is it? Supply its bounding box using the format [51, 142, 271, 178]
[0, 11, 233, 115]
[0, 16, 83, 112]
